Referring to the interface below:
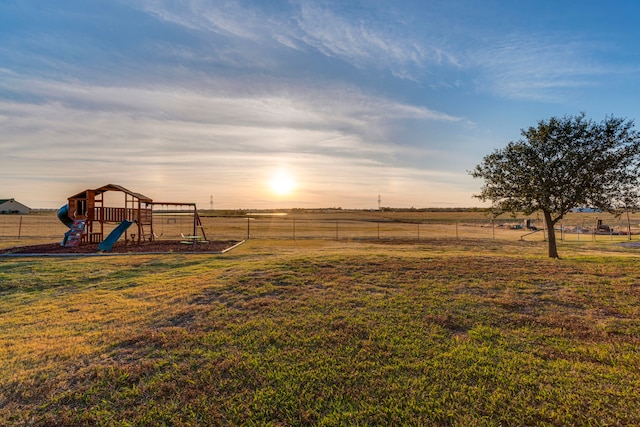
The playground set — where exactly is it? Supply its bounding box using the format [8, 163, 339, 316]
[56, 184, 207, 251]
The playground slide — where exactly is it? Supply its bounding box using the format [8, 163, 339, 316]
[57, 204, 74, 228]
[98, 220, 134, 252]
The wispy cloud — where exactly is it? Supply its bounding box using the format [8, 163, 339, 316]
[136, 0, 621, 103]
[132, 0, 458, 80]
[135, 0, 261, 38]
[468, 33, 615, 101]
[1, 68, 461, 129]
[0, 69, 466, 207]
[291, 1, 459, 77]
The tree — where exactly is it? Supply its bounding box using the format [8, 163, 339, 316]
[470, 113, 640, 258]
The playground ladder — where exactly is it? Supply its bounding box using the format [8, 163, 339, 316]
[64, 220, 86, 247]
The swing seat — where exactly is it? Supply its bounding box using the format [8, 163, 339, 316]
[181, 233, 208, 244]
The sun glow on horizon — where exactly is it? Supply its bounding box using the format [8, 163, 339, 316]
[269, 169, 296, 196]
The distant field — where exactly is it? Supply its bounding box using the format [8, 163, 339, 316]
[1, 238, 640, 425]
[2, 209, 640, 250]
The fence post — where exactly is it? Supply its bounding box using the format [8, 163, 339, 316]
[293, 219, 296, 240]
[247, 218, 251, 239]
[336, 220, 339, 240]
[18, 216, 23, 239]
[417, 223, 420, 241]
[456, 221, 459, 240]
[377, 222, 380, 240]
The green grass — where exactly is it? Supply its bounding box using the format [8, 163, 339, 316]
[2, 239, 640, 425]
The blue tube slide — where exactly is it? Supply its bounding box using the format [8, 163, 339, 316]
[57, 204, 74, 228]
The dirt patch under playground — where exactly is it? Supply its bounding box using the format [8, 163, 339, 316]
[0, 240, 242, 255]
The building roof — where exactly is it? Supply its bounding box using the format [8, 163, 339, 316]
[0, 198, 31, 210]
[69, 184, 153, 202]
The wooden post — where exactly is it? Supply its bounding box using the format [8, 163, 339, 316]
[193, 206, 197, 237]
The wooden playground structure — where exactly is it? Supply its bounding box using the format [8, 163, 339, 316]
[58, 184, 206, 247]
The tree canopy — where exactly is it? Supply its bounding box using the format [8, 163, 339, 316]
[471, 113, 640, 258]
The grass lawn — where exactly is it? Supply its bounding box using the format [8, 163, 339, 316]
[1, 238, 640, 425]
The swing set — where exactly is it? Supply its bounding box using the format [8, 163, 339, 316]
[152, 202, 208, 243]
[58, 184, 207, 246]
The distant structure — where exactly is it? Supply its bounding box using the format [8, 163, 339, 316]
[57, 183, 206, 248]
[571, 207, 602, 213]
[0, 198, 31, 214]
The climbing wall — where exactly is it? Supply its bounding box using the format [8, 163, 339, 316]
[64, 220, 86, 247]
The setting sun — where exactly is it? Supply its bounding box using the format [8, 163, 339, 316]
[269, 169, 296, 196]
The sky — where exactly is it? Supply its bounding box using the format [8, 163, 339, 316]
[2, 1, 640, 209]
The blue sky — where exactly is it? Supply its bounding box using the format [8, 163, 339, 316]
[2, 0, 640, 209]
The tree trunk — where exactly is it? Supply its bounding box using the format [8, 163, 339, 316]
[543, 210, 559, 258]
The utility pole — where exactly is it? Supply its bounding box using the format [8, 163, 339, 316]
[210, 195, 213, 211]
[378, 194, 381, 211]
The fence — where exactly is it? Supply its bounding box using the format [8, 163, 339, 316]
[204, 218, 524, 241]
[200, 217, 640, 243]
[2, 213, 640, 246]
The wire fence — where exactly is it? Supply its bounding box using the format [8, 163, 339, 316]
[200, 217, 640, 243]
[2, 213, 640, 246]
